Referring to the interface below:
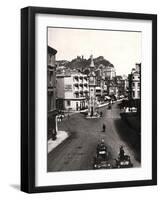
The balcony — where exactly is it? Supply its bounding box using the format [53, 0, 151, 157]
[48, 81, 54, 90]
[83, 88, 88, 92]
[79, 87, 83, 92]
[79, 94, 84, 98]
[74, 82, 79, 87]
[74, 76, 79, 81]
[74, 87, 79, 92]
[48, 88, 53, 93]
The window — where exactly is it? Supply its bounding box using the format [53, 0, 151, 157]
[132, 91, 135, 98]
[65, 84, 72, 91]
[67, 100, 70, 106]
[48, 54, 51, 64]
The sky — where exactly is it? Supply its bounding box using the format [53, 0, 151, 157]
[48, 27, 141, 75]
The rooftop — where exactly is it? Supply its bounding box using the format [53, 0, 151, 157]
[48, 46, 57, 55]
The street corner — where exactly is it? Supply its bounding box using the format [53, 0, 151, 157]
[48, 130, 69, 154]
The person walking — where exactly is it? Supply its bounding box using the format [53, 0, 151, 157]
[119, 146, 125, 160]
[102, 123, 106, 132]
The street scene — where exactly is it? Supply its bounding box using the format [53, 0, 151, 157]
[47, 28, 141, 172]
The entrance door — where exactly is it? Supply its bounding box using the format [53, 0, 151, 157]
[91, 107, 93, 116]
[76, 102, 78, 111]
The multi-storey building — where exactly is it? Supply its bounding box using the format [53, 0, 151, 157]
[115, 75, 128, 97]
[103, 65, 116, 80]
[47, 46, 57, 140]
[128, 63, 141, 99]
[108, 81, 119, 98]
[56, 71, 89, 111]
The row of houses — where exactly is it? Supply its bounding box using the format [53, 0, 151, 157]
[47, 45, 141, 139]
[54, 58, 141, 112]
[55, 66, 120, 111]
[47, 46, 57, 140]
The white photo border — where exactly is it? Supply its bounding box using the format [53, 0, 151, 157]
[35, 13, 152, 187]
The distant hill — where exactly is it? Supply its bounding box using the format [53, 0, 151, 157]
[93, 56, 114, 68]
[56, 56, 114, 73]
[56, 60, 69, 66]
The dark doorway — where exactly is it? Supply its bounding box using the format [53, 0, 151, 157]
[76, 102, 78, 111]
[91, 107, 93, 116]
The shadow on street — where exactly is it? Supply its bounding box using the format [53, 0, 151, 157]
[114, 118, 141, 162]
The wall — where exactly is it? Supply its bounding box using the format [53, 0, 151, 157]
[64, 77, 74, 99]
[0, 0, 160, 200]
[56, 77, 65, 98]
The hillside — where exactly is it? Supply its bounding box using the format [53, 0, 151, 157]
[57, 56, 114, 73]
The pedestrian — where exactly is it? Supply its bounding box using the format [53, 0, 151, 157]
[102, 124, 106, 132]
[100, 111, 103, 117]
[119, 146, 125, 160]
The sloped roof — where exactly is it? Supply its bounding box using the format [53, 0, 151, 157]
[48, 46, 57, 55]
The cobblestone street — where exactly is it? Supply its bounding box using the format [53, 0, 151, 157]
[48, 101, 141, 172]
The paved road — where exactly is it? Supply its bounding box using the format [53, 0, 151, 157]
[48, 102, 141, 172]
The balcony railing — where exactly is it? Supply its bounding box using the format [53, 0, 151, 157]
[74, 82, 79, 86]
[74, 87, 79, 92]
[74, 90, 79, 94]
[79, 87, 83, 92]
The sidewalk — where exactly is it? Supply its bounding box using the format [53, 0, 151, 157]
[97, 102, 109, 108]
[48, 130, 69, 153]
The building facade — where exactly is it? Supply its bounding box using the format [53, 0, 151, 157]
[103, 66, 116, 80]
[47, 46, 57, 140]
[56, 72, 89, 111]
[95, 68, 106, 101]
[128, 63, 141, 99]
[115, 75, 128, 97]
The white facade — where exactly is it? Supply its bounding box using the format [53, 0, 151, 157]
[131, 73, 140, 99]
[57, 72, 89, 111]
[129, 63, 141, 99]
[104, 67, 116, 80]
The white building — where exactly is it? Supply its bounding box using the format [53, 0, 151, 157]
[56, 72, 89, 111]
[128, 63, 141, 99]
[104, 66, 116, 80]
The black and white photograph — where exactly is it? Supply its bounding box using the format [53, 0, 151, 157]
[47, 27, 141, 172]
[20, 6, 157, 193]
